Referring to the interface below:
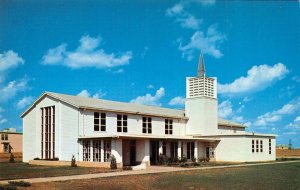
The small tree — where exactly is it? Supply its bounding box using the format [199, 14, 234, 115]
[71, 155, 77, 167]
[9, 153, 15, 163]
[110, 155, 117, 169]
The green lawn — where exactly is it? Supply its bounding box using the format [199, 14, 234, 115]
[23, 162, 300, 190]
[0, 162, 114, 180]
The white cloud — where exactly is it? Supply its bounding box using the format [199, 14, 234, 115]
[130, 87, 165, 106]
[16, 96, 34, 110]
[0, 50, 24, 83]
[169, 96, 185, 106]
[254, 97, 300, 126]
[113, 69, 124, 74]
[286, 116, 300, 129]
[42, 35, 132, 69]
[292, 76, 300, 83]
[195, 0, 216, 6]
[0, 114, 7, 125]
[179, 24, 225, 60]
[77, 89, 106, 99]
[0, 78, 29, 103]
[218, 100, 233, 118]
[147, 84, 154, 89]
[218, 63, 289, 96]
[177, 15, 202, 30]
[166, 3, 184, 17]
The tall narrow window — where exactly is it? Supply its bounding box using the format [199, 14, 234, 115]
[104, 140, 111, 162]
[252, 140, 255, 153]
[269, 139, 272, 154]
[256, 140, 259, 152]
[165, 119, 173, 135]
[83, 140, 90, 161]
[117, 114, 127, 133]
[187, 142, 195, 159]
[41, 106, 55, 159]
[93, 140, 101, 162]
[94, 112, 106, 131]
[260, 140, 263, 152]
[142, 117, 152, 134]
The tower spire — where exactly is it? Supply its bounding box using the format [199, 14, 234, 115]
[197, 50, 205, 78]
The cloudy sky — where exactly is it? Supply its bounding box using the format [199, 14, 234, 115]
[0, 1, 299, 147]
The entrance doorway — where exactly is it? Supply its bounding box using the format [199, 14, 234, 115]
[122, 140, 136, 166]
[150, 140, 159, 165]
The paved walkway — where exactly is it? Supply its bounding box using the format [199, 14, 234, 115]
[0, 160, 299, 184]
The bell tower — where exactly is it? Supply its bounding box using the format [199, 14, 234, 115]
[185, 51, 218, 135]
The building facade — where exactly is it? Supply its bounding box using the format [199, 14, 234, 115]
[22, 53, 276, 166]
[0, 128, 22, 153]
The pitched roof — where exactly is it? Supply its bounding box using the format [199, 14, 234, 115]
[21, 92, 186, 119]
[21, 92, 246, 128]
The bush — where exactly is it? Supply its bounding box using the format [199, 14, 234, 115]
[179, 163, 188, 167]
[33, 157, 40, 160]
[0, 184, 17, 190]
[191, 157, 196, 163]
[158, 154, 167, 165]
[71, 155, 77, 167]
[8, 181, 31, 187]
[179, 156, 187, 163]
[110, 155, 117, 169]
[122, 166, 132, 170]
[9, 153, 15, 163]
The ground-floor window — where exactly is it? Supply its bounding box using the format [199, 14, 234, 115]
[260, 140, 263, 152]
[93, 140, 101, 162]
[187, 142, 195, 160]
[252, 140, 255, 153]
[104, 140, 111, 162]
[170, 142, 178, 159]
[269, 139, 272, 154]
[256, 140, 259, 152]
[83, 140, 90, 162]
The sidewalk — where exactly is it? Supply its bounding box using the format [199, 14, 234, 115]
[0, 160, 299, 184]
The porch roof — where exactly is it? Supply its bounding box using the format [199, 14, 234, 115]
[78, 134, 220, 142]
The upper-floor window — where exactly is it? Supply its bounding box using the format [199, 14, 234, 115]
[1, 134, 8, 141]
[165, 119, 173, 135]
[94, 112, 106, 131]
[117, 114, 127, 132]
[142, 117, 152, 134]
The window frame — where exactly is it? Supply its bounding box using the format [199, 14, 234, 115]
[142, 117, 152, 134]
[117, 114, 128, 133]
[94, 112, 106, 132]
[165, 119, 173, 135]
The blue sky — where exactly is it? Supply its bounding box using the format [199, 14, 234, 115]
[0, 0, 299, 147]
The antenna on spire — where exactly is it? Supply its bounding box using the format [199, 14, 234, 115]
[197, 50, 205, 78]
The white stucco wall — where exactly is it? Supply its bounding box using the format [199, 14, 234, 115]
[215, 136, 276, 162]
[185, 98, 218, 135]
[23, 107, 36, 162]
[217, 126, 246, 135]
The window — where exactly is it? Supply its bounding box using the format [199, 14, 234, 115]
[260, 140, 263, 152]
[117, 114, 127, 132]
[252, 140, 255, 153]
[83, 140, 90, 161]
[94, 112, 106, 131]
[165, 119, 173, 135]
[187, 142, 195, 160]
[269, 139, 272, 154]
[1, 134, 8, 141]
[256, 140, 259, 152]
[104, 140, 111, 162]
[142, 117, 152, 134]
[41, 106, 55, 159]
[93, 140, 101, 162]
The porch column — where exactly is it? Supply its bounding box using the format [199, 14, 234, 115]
[177, 141, 182, 159]
[100, 139, 104, 162]
[78, 140, 83, 161]
[90, 139, 93, 162]
[158, 140, 163, 155]
[194, 141, 198, 160]
[144, 139, 150, 165]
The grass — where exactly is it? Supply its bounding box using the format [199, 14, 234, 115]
[0, 162, 115, 180]
[19, 161, 300, 190]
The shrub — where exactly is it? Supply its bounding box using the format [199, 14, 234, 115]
[9, 153, 15, 163]
[158, 154, 166, 165]
[8, 181, 31, 187]
[179, 156, 187, 163]
[110, 155, 117, 169]
[179, 163, 188, 167]
[71, 155, 77, 167]
[0, 184, 17, 190]
[33, 157, 40, 160]
[191, 157, 196, 163]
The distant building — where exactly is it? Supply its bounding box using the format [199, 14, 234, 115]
[22, 53, 276, 166]
[276, 144, 289, 150]
[0, 128, 22, 153]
